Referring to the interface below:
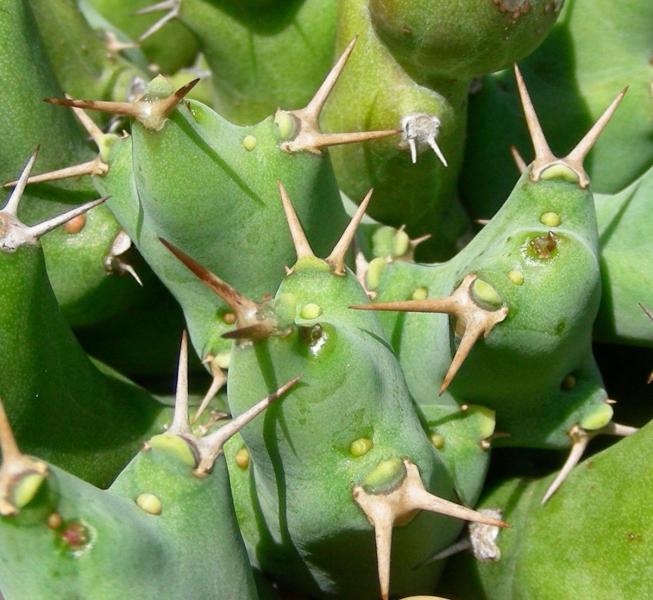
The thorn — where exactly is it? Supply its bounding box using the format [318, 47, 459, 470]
[192, 368, 227, 424]
[67, 94, 106, 146]
[509, 145, 527, 173]
[3, 148, 39, 216]
[4, 156, 108, 188]
[26, 197, 108, 241]
[160, 238, 259, 322]
[0, 399, 48, 516]
[351, 274, 507, 393]
[542, 421, 637, 504]
[513, 64, 554, 166]
[194, 376, 301, 477]
[105, 31, 139, 55]
[45, 78, 198, 131]
[117, 262, 144, 287]
[353, 459, 507, 600]
[168, 331, 190, 435]
[137, 0, 180, 41]
[327, 189, 374, 275]
[277, 181, 315, 260]
[277, 38, 399, 153]
[408, 138, 417, 164]
[639, 303, 653, 322]
[564, 87, 628, 176]
[475, 218, 490, 226]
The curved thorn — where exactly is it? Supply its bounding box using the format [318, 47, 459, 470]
[27, 196, 107, 240]
[513, 64, 553, 162]
[4, 148, 39, 216]
[327, 188, 373, 275]
[277, 181, 314, 260]
[427, 136, 448, 167]
[157, 78, 200, 118]
[119, 262, 144, 287]
[541, 427, 590, 504]
[565, 87, 627, 165]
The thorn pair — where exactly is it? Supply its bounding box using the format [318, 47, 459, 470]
[45, 78, 199, 131]
[541, 421, 637, 504]
[351, 274, 508, 394]
[401, 113, 448, 167]
[276, 38, 400, 154]
[513, 64, 626, 187]
[353, 459, 507, 600]
[1, 150, 107, 252]
[166, 332, 299, 477]
[136, 0, 181, 42]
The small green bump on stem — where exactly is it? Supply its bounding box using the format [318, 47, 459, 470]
[149, 435, 196, 467]
[222, 312, 236, 325]
[275, 293, 297, 324]
[372, 226, 396, 257]
[235, 447, 250, 470]
[362, 457, 406, 494]
[412, 287, 429, 301]
[466, 405, 496, 440]
[350, 437, 373, 457]
[215, 351, 231, 370]
[274, 110, 298, 141]
[561, 374, 577, 390]
[366, 257, 387, 290]
[507, 270, 524, 285]
[540, 164, 580, 183]
[242, 135, 257, 151]
[580, 403, 614, 431]
[293, 256, 331, 273]
[430, 433, 445, 449]
[471, 278, 503, 310]
[540, 211, 561, 227]
[300, 303, 322, 320]
[136, 493, 162, 515]
[145, 74, 175, 99]
[392, 230, 410, 257]
[12, 473, 46, 510]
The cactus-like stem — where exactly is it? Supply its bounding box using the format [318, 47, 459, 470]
[541, 421, 638, 504]
[353, 459, 507, 600]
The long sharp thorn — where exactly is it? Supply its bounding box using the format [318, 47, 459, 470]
[374, 508, 394, 600]
[28, 196, 107, 240]
[192, 369, 227, 424]
[566, 87, 628, 165]
[196, 376, 300, 475]
[160, 238, 258, 319]
[4, 158, 108, 188]
[136, 0, 176, 14]
[120, 263, 144, 287]
[327, 188, 373, 275]
[4, 148, 39, 216]
[311, 129, 400, 150]
[510, 145, 528, 173]
[350, 297, 457, 313]
[439, 325, 484, 395]
[513, 64, 553, 162]
[277, 181, 314, 259]
[45, 96, 138, 118]
[304, 37, 357, 120]
[169, 331, 190, 435]
[138, 7, 178, 42]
